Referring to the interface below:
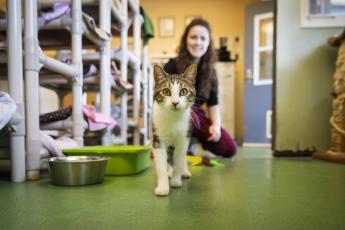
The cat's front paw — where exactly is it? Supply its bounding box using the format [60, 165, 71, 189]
[155, 186, 170, 196]
[170, 178, 183, 187]
[182, 170, 192, 178]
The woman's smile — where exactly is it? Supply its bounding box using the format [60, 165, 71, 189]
[186, 25, 210, 59]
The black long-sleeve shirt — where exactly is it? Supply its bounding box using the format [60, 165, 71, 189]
[163, 58, 218, 106]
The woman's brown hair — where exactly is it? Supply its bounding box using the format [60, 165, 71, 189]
[176, 18, 218, 99]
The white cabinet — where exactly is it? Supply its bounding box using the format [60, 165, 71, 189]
[214, 62, 236, 136]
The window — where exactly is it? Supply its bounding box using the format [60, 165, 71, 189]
[301, 0, 345, 28]
[253, 12, 273, 86]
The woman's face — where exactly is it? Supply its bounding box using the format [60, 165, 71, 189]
[186, 25, 210, 60]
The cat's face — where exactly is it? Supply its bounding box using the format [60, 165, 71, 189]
[153, 64, 197, 111]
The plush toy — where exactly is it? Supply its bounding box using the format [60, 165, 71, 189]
[186, 156, 224, 167]
[151, 153, 224, 167]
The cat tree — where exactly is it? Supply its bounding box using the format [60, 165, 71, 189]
[314, 29, 345, 164]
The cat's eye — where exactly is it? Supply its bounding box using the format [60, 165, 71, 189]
[162, 88, 171, 96]
[180, 88, 188, 96]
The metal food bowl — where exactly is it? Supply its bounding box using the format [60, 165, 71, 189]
[47, 156, 110, 186]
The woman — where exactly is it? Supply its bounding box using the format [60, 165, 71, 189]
[164, 18, 237, 158]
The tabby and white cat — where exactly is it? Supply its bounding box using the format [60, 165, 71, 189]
[152, 64, 197, 196]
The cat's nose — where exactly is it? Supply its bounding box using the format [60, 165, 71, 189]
[172, 102, 179, 107]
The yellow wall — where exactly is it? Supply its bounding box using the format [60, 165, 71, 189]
[0, 1, 5, 11]
[142, 0, 258, 56]
[1, 0, 259, 141]
[141, 0, 260, 140]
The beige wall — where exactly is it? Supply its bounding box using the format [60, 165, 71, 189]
[141, 0, 260, 140]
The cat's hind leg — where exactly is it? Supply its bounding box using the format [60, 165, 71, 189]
[170, 142, 188, 187]
[153, 148, 170, 196]
[171, 158, 191, 179]
[182, 160, 191, 178]
[168, 164, 173, 178]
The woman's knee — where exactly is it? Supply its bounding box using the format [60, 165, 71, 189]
[218, 137, 237, 158]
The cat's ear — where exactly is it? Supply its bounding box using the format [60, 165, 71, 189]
[153, 64, 167, 83]
[183, 64, 197, 84]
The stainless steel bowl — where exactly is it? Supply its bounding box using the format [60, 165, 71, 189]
[47, 156, 110, 186]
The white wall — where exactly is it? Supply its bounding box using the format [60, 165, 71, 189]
[275, 0, 341, 151]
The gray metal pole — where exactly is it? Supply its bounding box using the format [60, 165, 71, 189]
[142, 45, 149, 144]
[132, 0, 142, 145]
[24, 0, 41, 180]
[71, 0, 84, 146]
[120, 0, 128, 145]
[100, 0, 112, 146]
[7, 0, 26, 182]
[39, 54, 76, 78]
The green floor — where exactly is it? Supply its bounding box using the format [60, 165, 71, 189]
[0, 147, 344, 230]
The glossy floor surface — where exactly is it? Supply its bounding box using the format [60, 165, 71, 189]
[0, 147, 344, 230]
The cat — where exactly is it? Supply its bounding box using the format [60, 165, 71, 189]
[152, 64, 197, 196]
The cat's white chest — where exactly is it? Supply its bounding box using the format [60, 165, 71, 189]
[153, 102, 191, 144]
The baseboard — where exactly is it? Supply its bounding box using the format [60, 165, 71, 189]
[273, 149, 314, 157]
[242, 143, 271, 148]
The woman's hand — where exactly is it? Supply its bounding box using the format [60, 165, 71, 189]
[207, 123, 221, 142]
[207, 105, 221, 142]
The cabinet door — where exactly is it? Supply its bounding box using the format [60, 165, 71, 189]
[215, 62, 235, 136]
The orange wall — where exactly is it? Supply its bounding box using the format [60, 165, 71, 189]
[141, 0, 260, 140]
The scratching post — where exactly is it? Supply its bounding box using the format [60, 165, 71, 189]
[314, 29, 345, 164]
